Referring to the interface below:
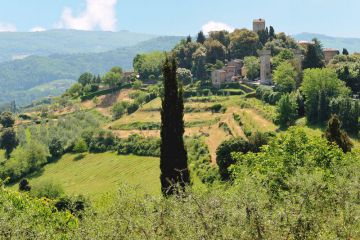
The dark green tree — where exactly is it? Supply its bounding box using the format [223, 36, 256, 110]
[216, 138, 250, 180]
[276, 93, 299, 128]
[0, 112, 15, 128]
[204, 39, 226, 64]
[324, 115, 353, 153]
[342, 48, 349, 55]
[19, 179, 31, 192]
[302, 39, 325, 69]
[258, 29, 269, 45]
[209, 30, 230, 47]
[269, 26, 275, 40]
[196, 31, 206, 44]
[0, 127, 18, 158]
[78, 72, 93, 86]
[160, 56, 190, 196]
[186, 35, 192, 43]
[192, 47, 207, 80]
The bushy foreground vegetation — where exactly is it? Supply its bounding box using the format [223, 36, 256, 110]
[2, 127, 360, 239]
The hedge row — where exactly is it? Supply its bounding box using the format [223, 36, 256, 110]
[80, 84, 132, 101]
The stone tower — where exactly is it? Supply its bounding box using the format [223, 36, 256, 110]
[253, 18, 266, 32]
[258, 50, 272, 84]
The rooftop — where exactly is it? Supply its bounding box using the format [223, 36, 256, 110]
[253, 18, 265, 23]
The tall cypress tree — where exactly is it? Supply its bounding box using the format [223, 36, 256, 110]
[196, 31, 206, 44]
[160, 56, 190, 196]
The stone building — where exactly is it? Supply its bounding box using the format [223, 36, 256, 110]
[258, 50, 272, 84]
[211, 59, 243, 87]
[323, 48, 339, 64]
[253, 18, 266, 32]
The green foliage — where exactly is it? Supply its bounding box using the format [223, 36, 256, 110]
[0, 128, 18, 158]
[48, 137, 64, 159]
[78, 72, 94, 86]
[186, 136, 219, 184]
[196, 31, 206, 44]
[88, 130, 116, 153]
[73, 138, 88, 154]
[160, 57, 190, 195]
[330, 97, 360, 134]
[0, 186, 77, 238]
[273, 61, 297, 93]
[324, 115, 353, 153]
[216, 137, 250, 179]
[301, 68, 350, 124]
[111, 101, 129, 120]
[204, 39, 226, 64]
[31, 179, 65, 199]
[176, 68, 193, 85]
[103, 67, 123, 87]
[303, 38, 325, 69]
[18, 178, 31, 192]
[229, 29, 259, 59]
[118, 134, 160, 157]
[133, 51, 166, 80]
[208, 103, 225, 113]
[1, 141, 50, 182]
[272, 49, 295, 71]
[243, 56, 260, 80]
[330, 54, 360, 93]
[0, 112, 15, 128]
[276, 93, 299, 128]
[256, 85, 282, 105]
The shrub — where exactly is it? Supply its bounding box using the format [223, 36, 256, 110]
[31, 180, 65, 199]
[18, 178, 31, 192]
[89, 130, 116, 153]
[216, 137, 250, 180]
[73, 138, 88, 154]
[117, 134, 160, 157]
[275, 93, 299, 128]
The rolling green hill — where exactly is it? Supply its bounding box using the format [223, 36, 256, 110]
[0, 36, 182, 106]
[293, 32, 360, 53]
[19, 153, 161, 198]
[0, 30, 156, 62]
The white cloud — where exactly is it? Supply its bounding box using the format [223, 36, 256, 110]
[202, 21, 234, 35]
[0, 22, 17, 32]
[58, 0, 118, 31]
[30, 26, 46, 32]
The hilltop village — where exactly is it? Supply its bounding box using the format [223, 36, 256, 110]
[211, 19, 340, 87]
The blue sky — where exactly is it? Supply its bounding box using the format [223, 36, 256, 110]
[0, 0, 359, 37]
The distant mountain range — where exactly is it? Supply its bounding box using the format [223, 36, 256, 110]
[293, 33, 360, 53]
[0, 35, 182, 106]
[0, 30, 156, 62]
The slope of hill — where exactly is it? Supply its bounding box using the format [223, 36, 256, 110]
[0, 36, 182, 106]
[0, 30, 156, 62]
[293, 32, 360, 52]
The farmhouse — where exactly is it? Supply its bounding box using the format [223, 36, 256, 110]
[211, 59, 243, 87]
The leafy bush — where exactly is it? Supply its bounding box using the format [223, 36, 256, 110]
[31, 180, 65, 199]
[216, 137, 250, 179]
[89, 130, 117, 153]
[117, 134, 160, 157]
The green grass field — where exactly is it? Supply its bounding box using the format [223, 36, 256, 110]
[22, 152, 161, 198]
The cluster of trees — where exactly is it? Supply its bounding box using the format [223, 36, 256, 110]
[0, 112, 18, 159]
[111, 90, 157, 120]
[330, 54, 360, 94]
[65, 67, 132, 98]
[0, 111, 105, 182]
